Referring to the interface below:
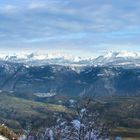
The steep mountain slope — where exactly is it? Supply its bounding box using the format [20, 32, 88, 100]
[0, 62, 139, 97]
[0, 51, 140, 97]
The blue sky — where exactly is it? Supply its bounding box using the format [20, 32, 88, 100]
[0, 0, 140, 57]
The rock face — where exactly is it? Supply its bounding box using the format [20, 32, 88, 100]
[0, 61, 139, 97]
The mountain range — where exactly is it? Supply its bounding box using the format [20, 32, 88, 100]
[0, 51, 140, 67]
[0, 51, 139, 97]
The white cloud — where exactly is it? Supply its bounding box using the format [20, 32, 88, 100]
[0, 0, 140, 54]
[28, 3, 47, 10]
[0, 5, 18, 14]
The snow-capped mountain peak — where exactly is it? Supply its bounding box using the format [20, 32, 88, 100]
[0, 52, 92, 66]
[94, 51, 140, 67]
[103, 51, 140, 59]
[0, 51, 140, 67]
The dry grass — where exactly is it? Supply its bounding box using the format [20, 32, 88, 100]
[0, 124, 19, 140]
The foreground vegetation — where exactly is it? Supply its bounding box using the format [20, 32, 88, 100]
[0, 91, 140, 139]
